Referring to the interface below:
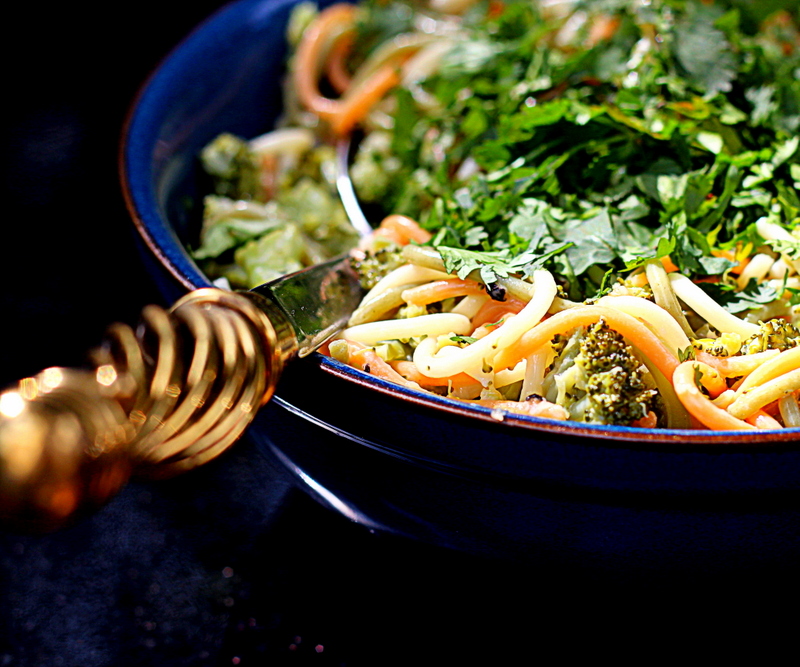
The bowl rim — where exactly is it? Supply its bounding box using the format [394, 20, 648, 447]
[118, 0, 800, 451]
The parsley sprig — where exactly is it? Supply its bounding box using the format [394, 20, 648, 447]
[355, 0, 800, 301]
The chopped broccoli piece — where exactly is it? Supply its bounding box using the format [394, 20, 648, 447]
[200, 133, 261, 201]
[279, 177, 360, 255]
[195, 134, 361, 287]
[193, 196, 285, 260]
[741, 319, 800, 354]
[578, 321, 659, 426]
[350, 247, 405, 290]
[544, 320, 658, 426]
[234, 224, 306, 286]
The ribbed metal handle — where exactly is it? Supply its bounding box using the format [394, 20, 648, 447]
[0, 288, 297, 532]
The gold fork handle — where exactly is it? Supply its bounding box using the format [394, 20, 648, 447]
[0, 288, 297, 532]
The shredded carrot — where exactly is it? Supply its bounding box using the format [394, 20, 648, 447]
[470, 296, 527, 329]
[487, 0, 505, 19]
[258, 154, 279, 201]
[699, 365, 728, 399]
[470, 323, 499, 340]
[466, 398, 569, 421]
[492, 305, 679, 382]
[329, 63, 401, 135]
[762, 399, 781, 416]
[660, 256, 679, 273]
[672, 361, 755, 431]
[347, 343, 424, 391]
[745, 409, 783, 429]
[401, 278, 487, 307]
[377, 214, 432, 245]
[630, 410, 658, 429]
[627, 271, 649, 288]
[293, 4, 358, 121]
[711, 247, 748, 275]
[389, 360, 477, 389]
[293, 4, 403, 135]
[586, 15, 621, 47]
[325, 31, 354, 94]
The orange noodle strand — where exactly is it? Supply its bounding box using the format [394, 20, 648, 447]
[377, 214, 433, 245]
[672, 361, 755, 431]
[329, 63, 401, 135]
[293, 4, 358, 121]
[401, 278, 487, 307]
[389, 360, 477, 389]
[325, 31, 354, 94]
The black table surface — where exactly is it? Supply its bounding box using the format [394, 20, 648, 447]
[2, 2, 797, 664]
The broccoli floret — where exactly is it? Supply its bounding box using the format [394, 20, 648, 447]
[350, 247, 405, 290]
[543, 320, 657, 426]
[741, 319, 800, 354]
[577, 320, 658, 426]
[200, 133, 261, 201]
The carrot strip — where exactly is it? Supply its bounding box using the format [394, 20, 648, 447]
[377, 214, 433, 245]
[471, 297, 527, 329]
[293, 4, 402, 135]
[627, 271, 649, 288]
[492, 305, 679, 382]
[471, 320, 506, 340]
[389, 360, 477, 389]
[672, 361, 756, 431]
[586, 14, 621, 47]
[699, 365, 728, 399]
[325, 31, 354, 94]
[711, 247, 748, 275]
[630, 410, 658, 429]
[465, 398, 569, 421]
[660, 256, 679, 273]
[329, 63, 401, 135]
[401, 278, 487, 307]
[257, 154, 279, 201]
[745, 410, 783, 429]
[293, 4, 358, 121]
[347, 343, 425, 391]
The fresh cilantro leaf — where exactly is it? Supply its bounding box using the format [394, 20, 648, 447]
[555, 209, 618, 276]
[767, 237, 800, 261]
[450, 335, 478, 345]
[674, 5, 737, 94]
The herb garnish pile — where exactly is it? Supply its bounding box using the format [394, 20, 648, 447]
[350, 0, 799, 304]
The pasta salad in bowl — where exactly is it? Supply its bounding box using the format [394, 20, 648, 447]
[122, 0, 800, 570]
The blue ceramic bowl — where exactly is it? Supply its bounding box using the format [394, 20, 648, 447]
[121, 0, 800, 573]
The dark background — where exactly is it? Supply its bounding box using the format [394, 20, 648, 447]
[1, 2, 797, 665]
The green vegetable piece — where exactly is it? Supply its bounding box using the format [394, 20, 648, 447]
[200, 133, 261, 201]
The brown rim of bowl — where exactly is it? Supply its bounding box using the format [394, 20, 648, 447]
[117, 5, 219, 296]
